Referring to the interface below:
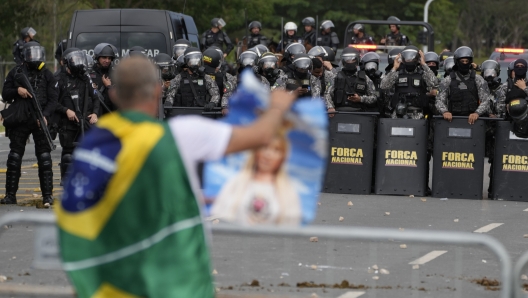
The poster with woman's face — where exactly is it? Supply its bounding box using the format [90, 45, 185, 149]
[203, 71, 328, 226]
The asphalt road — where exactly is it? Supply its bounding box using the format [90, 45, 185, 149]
[0, 137, 526, 297]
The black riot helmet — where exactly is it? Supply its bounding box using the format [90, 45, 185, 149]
[202, 47, 223, 72]
[443, 57, 455, 77]
[481, 59, 501, 88]
[248, 21, 262, 31]
[401, 45, 420, 72]
[322, 46, 336, 62]
[508, 99, 528, 122]
[453, 46, 473, 74]
[258, 52, 279, 78]
[154, 53, 176, 81]
[238, 51, 258, 68]
[65, 48, 87, 76]
[320, 20, 335, 31]
[127, 46, 146, 57]
[353, 23, 365, 33]
[93, 43, 117, 60]
[22, 41, 46, 70]
[439, 51, 453, 63]
[425, 51, 440, 75]
[54, 39, 67, 61]
[20, 27, 37, 39]
[361, 52, 381, 76]
[302, 17, 316, 27]
[308, 46, 327, 59]
[61, 47, 78, 65]
[388, 48, 403, 66]
[183, 47, 203, 71]
[211, 18, 226, 28]
[341, 47, 360, 72]
[387, 16, 401, 29]
[175, 54, 185, 71]
[173, 39, 191, 59]
[285, 43, 306, 58]
[249, 45, 269, 58]
[85, 52, 95, 70]
[292, 53, 312, 79]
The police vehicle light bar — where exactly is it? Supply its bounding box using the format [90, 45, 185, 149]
[495, 48, 524, 53]
[349, 44, 377, 50]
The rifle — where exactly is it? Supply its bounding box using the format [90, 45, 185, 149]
[70, 90, 85, 137]
[14, 69, 57, 150]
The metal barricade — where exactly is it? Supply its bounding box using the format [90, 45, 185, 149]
[432, 116, 488, 199]
[492, 120, 528, 201]
[513, 250, 528, 297]
[323, 112, 378, 194]
[375, 118, 428, 196]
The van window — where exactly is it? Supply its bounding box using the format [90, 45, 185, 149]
[76, 32, 120, 57]
[121, 33, 167, 57]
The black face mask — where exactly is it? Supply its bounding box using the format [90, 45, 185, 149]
[295, 70, 309, 79]
[457, 62, 470, 74]
[343, 62, 357, 74]
[264, 68, 279, 78]
[514, 67, 527, 79]
[485, 77, 501, 89]
[429, 65, 438, 76]
[404, 62, 417, 72]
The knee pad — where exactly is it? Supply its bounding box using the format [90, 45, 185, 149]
[37, 152, 53, 169]
[6, 152, 22, 168]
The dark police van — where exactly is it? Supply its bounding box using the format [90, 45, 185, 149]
[67, 9, 200, 58]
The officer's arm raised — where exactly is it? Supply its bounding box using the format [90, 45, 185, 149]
[225, 90, 296, 154]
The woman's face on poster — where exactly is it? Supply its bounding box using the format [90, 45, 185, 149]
[255, 137, 286, 175]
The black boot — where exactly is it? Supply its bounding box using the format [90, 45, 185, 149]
[37, 153, 54, 207]
[59, 154, 72, 187]
[1, 152, 22, 205]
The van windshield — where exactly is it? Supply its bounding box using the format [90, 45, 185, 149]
[75, 32, 167, 58]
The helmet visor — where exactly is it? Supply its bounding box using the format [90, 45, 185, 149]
[365, 62, 378, 71]
[66, 51, 87, 68]
[401, 50, 418, 63]
[85, 54, 94, 69]
[239, 52, 257, 66]
[342, 53, 359, 64]
[308, 46, 326, 58]
[185, 52, 203, 67]
[293, 57, 312, 70]
[321, 21, 334, 30]
[28, 27, 37, 37]
[483, 69, 497, 78]
[173, 45, 188, 58]
[217, 18, 226, 27]
[261, 61, 277, 70]
[444, 59, 455, 71]
[24, 46, 45, 62]
[286, 44, 306, 55]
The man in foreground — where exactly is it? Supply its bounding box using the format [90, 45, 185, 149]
[56, 56, 296, 298]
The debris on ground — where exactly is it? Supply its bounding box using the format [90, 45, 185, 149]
[400, 244, 407, 249]
[347, 201, 353, 206]
[309, 237, 318, 242]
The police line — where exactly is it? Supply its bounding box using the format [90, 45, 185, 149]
[324, 112, 528, 201]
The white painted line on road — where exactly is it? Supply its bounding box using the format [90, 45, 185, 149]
[474, 223, 503, 233]
[409, 250, 447, 265]
[337, 291, 365, 298]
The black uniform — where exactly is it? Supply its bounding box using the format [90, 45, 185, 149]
[317, 32, 339, 53]
[350, 34, 375, 45]
[383, 32, 409, 46]
[201, 30, 234, 55]
[333, 70, 377, 111]
[276, 35, 302, 52]
[90, 64, 115, 114]
[12, 39, 26, 65]
[55, 71, 99, 181]
[1, 65, 58, 203]
[245, 34, 268, 48]
[302, 31, 317, 48]
[447, 71, 479, 116]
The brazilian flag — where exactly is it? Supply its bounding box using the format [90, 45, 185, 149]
[55, 112, 214, 298]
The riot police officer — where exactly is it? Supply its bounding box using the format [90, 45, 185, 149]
[202, 48, 237, 116]
[443, 57, 455, 78]
[281, 42, 306, 69]
[245, 21, 268, 48]
[310, 57, 336, 114]
[258, 52, 286, 87]
[154, 53, 177, 112]
[350, 24, 375, 45]
[495, 59, 528, 122]
[277, 22, 302, 52]
[436, 46, 490, 124]
[439, 50, 453, 68]
[173, 39, 191, 60]
[13, 27, 37, 65]
[274, 54, 322, 100]
[1, 42, 58, 206]
[166, 47, 220, 113]
[380, 16, 409, 46]
[332, 47, 377, 112]
[201, 18, 234, 57]
[54, 39, 68, 77]
[321, 46, 339, 74]
[317, 20, 339, 53]
[302, 17, 317, 49]
[90, 43, 118, 114]
[249, 45, 270, 58]
[424, 52, 441, 110]
[237, 50, 270, 87]
[361, 52, 384, 112]
[55, 48, 99, 183]
[381, 46, 437, 119]
[385, 48, 402, 74]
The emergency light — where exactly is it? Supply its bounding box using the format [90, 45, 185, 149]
[495, 48, 525, 54]
[349, 44, 377, 50]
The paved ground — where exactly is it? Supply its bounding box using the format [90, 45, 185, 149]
[0, 137, 526, 297]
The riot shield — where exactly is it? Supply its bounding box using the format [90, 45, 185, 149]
[375, 118, 427, 196]
[166, 107, 222, 119]
[432, 117, 486, 199]
[492, 121, 528, 201]
[323, 112, 377, 194]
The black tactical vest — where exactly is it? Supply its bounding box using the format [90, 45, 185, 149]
[506, 78, 528, 103]
[205, 30, 225, 48]
[247, 35, 262, 48]
[282, 35, 301, 50]
[26, 69, 48, 108]
[317, 35, 332, 47]
[333, 70, 368, 109]
[206, 72, 224, 97]
[448, 71, 479, 116]
[391, 69, 428, 110]
[285, 68, 312, 96]
[177, 72, 208, 107]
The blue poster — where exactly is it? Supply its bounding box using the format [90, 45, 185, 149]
[203, 71, 328, 226]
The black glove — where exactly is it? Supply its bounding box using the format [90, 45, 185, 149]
[204, 102, 216, 111]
